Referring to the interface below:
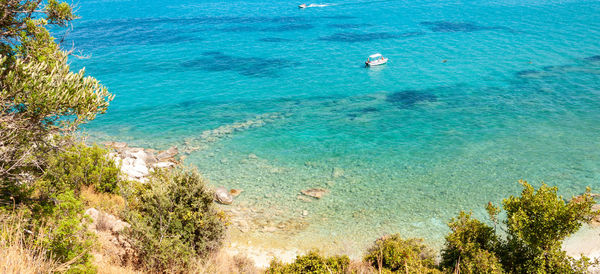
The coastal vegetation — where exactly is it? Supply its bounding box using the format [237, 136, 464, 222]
[267, 181, 597, 274]
[122, 169, 227, 272]
[1, 0, 599, 273]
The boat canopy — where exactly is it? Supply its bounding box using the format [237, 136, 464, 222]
[369, 53, 382, 58]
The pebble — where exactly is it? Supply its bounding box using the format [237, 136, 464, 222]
[332, 167, 344, 178]
[263, 226, 277, 233]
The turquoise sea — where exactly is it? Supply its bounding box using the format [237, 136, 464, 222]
[69, 0, 600, 253]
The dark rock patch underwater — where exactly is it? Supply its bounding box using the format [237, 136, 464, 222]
[319, 31, 424, 43]
[259, 37, 292, 42]
[584, 55, 600, 62]
[182, 52, 296, 78]
[386, 90, 437, 108]
[420, 21, 511, 33]
[328, 23, 371, 29]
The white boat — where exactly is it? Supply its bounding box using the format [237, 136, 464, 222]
[299, 4, 307, 8]
[365, 53, 388, 67]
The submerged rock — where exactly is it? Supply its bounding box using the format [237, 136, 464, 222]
[157, 146, 178, 161]
[215, 187, 234, 205]
[332, 167, 344, 178]
[297, 195, 313, 202]
[301, 188, 328, 199]
[230, 189, 243, 197]
[103, 141, 128, 150]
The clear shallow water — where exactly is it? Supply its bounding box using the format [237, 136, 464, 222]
[69, 0, 600, 253]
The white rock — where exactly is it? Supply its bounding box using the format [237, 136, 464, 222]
[215, 187, 234, 205]
[125, 163, 148, 178]
[130, 150, 147, 161]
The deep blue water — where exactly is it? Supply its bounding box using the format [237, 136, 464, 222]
[69, 0, 600, 252]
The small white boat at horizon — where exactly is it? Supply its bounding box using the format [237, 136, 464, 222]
[299, 3, 307, 8]
[365, 53, 388, 67]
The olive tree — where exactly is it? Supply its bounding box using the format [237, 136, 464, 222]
[0, 0, 113, 200]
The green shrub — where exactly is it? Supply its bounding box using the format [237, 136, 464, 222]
[440, 211, 503, 274]
[364, 234, 439, 273]
[123, 169, 227, 272]
[40, 142, 121, 194]
[267, 250, 350, 274]
[442, 180, 598, 274]
[15, 190, 96, 273]
[498, 181, 597, 273]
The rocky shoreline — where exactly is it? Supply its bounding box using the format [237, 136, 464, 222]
[103, 141, 179, 182]
[100, 141, 302, 267]
[98, 141, 600, 270]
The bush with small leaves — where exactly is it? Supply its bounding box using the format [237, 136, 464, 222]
[440, 211, 503, 274]
[122, 169, 227, 272]
[364, 234, 440, 273]
[40, 143, 122, 195]
[267, 250, 350, 274]
[22, 190, 96, 273]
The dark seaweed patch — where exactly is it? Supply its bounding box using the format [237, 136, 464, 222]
[64, 26, 202, 50]
[360, 107, 379, 113]
[220, 26, 257, 32]
[202, 51, 222, 56]
[64, 16, 314, 48]
[328, 23, 371, 29]
[584, 55, 600, 62]
[66, 15, 357, 48]
[420, 21, 510, 33]
[77, 16, 309, 29]
[259, 37, 292, 42]
[262, 24, 314, 32]
[319, 31, 424, 42]
[541, 64, 574, 72]
[181, 52, 296, 78]
[320, 15, 357, 20]
[386, 90, 437, 108]
[221, 24, 313, 33]
[516, 69, 539, 78]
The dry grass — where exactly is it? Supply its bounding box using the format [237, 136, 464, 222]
[0, 211, 70, 273]
[348, 260, 377, 274]
[96, 264, 140, 274]
[95, 211, 112, 232]
[92, 252, 140, 274]
[193, 250, 260, 274]
[80, 185, 126, 215]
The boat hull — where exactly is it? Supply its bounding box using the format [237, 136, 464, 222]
[366, 58, 388, 67]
